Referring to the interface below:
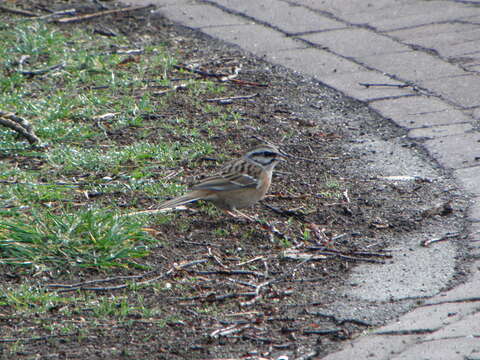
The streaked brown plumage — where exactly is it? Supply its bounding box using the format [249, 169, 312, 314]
[158, 144, 287, 219]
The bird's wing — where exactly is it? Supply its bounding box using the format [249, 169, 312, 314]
[192, 172, 258, 192]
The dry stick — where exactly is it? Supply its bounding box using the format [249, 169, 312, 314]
[173, 64, 230, 79]
[421, 232, 460, 247]
[174, 64, 267, 86]
[359, 82, 409, 88]
[0, 110, 41, 145]
[0, 5, 38, 17]
[306, 246, 393, 259]
[55, 4, 154, 23]
[18, 62, 65, 76]
[306, 310, 372, 327]
[206, 93, 259, 104]
[0, 333, 77, 343]
[37, 9, 76, 20]
[45, 259, 208, 292]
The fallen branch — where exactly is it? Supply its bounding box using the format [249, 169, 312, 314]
[37, 9, 76, 20]
[421, 232, 460, 247]
[359, 82, 409, 88]
[0, 5, 38, 17]
[174, 64, 266, 86]
[303, 328, 341, 336]
[55, 4, 154, 23]
[0, 333, 77, 343]
[18, 62, 65, 76]
[210, 324, 250, 338]
[45, 259, 208, 292]
[229, 78, 268, 87]
[206, 93, 259, 104]
[262, 203, 307, 221]
[0, 110, 41, 145]
[306, 311, 372, 327]
[151, 83, 188, 96]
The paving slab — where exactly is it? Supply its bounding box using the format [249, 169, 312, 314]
[300, 28, 410, 58]
[470, 197, 480, 222]
[388, 24, 480, 62]
[425, 309, 480, 340]
[374, 301, 480, 334]
[344, 235, 456, 302]
[204, 0, 345, 34]
[425, 260, 480, 305]
[318, 70, 415, 101]
[471, 222, 480, 257]
[391, 337, 480, 360]
[200, 24, 305, 54]
[321, 334, 421, 360]
[357, 51, 465, 82]
[369, 96, 473, 129]
[288, 0, 416, 17]
[408, 123, 473, 139]
[263, 47, 363, 77]
[421, 74, 480, 109]
[424, 132, 480, 169]
[454, 166, 480, 197]
[341, 1, 480, 32]
[387, 23, 480, 42]
[155, 3, 250, 28]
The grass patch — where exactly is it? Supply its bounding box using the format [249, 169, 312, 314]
[0, 209, 154, 270]
[0, 16, 228, 273]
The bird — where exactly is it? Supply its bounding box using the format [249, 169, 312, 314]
[157, 144, 288, 220]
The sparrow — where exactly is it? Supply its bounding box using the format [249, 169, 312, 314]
[158, 144, 287, 219]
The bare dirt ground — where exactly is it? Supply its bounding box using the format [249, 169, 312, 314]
[0, 1, 470, 359]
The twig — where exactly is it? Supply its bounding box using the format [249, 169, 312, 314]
[236, 255, 265, 267]
[206, 93, 259, 104]
[192, 269, 266, 277]
[229, 78, 268, 87]
[179, 291, 257, 302]
[93, 26, 118, 37]
[295, 350, 320, 360]
[0, 5, 38, 17]
[314, 251, 385, 264]
[210, 324, 250, 338]
[305, 247, 393, 258]
[37, 9, 76, 20]
[421, 232, 460, 247]
[122, 207, 195, 217]
[306, 311, 372, 327]
[262, 203, 306, 221]
[46, 271, 156, 289]
[173, 64, 232, 79]
[18, 62, 65, 76]
[45, 259, 208, 292]
[359, 82, 409, 88]
[0, 333, 76, 343]
[174, 64, 266, 86]
[0, 110, 41, 145]
[303, 328, 341, 335]
[151, 83, 188, 96]
[55, 4, 154, 23]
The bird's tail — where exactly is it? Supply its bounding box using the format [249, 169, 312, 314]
[157, 191, 202, 210]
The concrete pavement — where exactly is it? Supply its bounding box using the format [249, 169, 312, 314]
[126, 0, 480, 358]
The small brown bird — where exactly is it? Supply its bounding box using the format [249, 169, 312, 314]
[158, 144, 288, 219]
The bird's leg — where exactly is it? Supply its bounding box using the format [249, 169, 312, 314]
[224, 209, 257, 222]
[234, 209, 257, 222]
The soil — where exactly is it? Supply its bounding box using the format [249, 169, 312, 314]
[0, 1, 469, 359]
